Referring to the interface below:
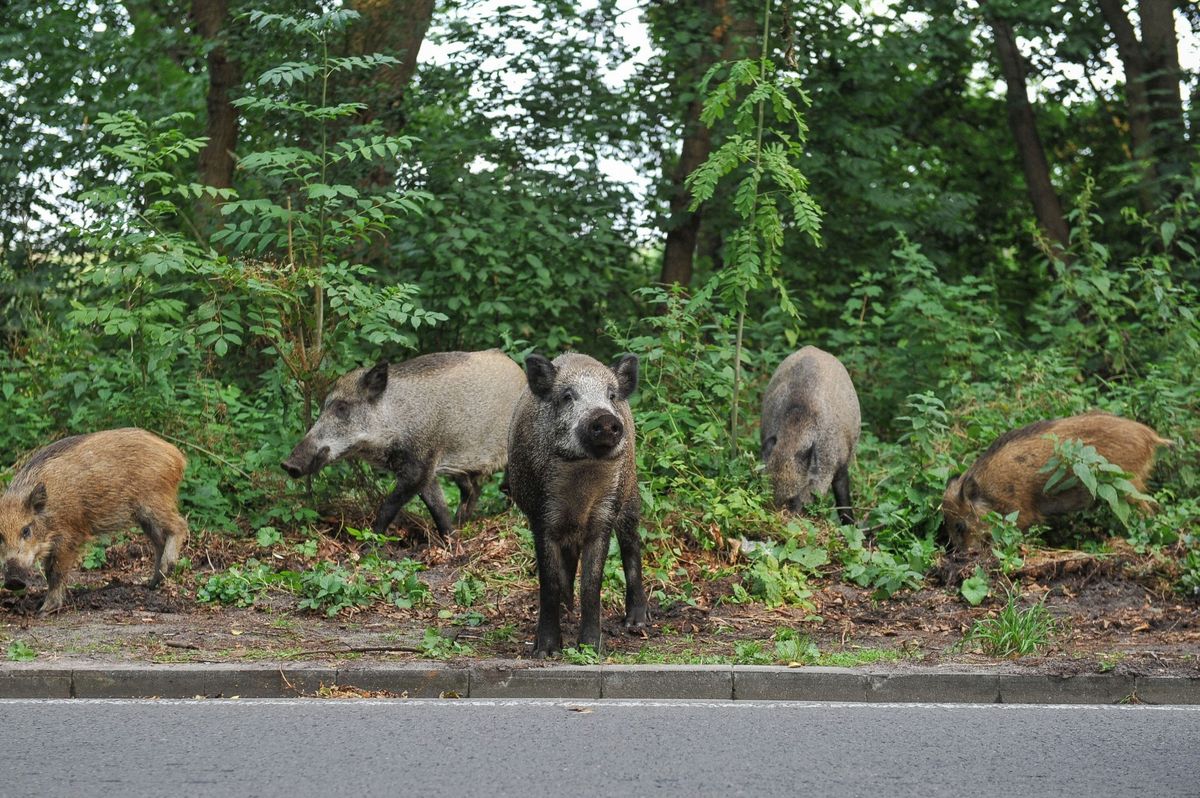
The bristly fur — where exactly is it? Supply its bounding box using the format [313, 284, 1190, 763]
[760, 346, 861, 526]
[283, 349, 526, 541]
[506, 352, 649, 658]
[942, 411, 1170, 553]
[0, 427, 189, 615]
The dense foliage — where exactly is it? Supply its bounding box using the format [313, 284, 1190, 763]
[2, 1, 1198, 616]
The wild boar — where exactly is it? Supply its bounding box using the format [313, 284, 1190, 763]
[761, 346, 862, 525]
[942, 411, 1170, 552]
[506, 352, 649, 657]
[282, 349, 526, 542]
[0, 427, 188, 614]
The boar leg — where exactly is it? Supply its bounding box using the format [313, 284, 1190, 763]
[375, 455, 428, 535]
[373, 484, 417, 535]
[833, 464, 856, 527]
[40, 542, 81, 615]
[615, 508, 650, 629]
[560, 543, 579, 614]
[418, 479, 455, 544]
[577, 530, 611, 653]
[452, 473, 486, 526]
[532, 526, 566, 658]
[139, 506, 188, 588]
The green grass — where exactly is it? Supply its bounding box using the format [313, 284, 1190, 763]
[965, 590, 1057, 657]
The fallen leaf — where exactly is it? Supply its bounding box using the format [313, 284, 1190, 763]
[567, 706, 594, 714]
[230, 629, 243, 636]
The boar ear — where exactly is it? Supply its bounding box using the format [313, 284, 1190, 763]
[525, 354, 557, 399]
[26, 482, 47, 514]
[961, 475, 981, 502]
[611, 354, 639, 400]
[360, 361, 389, 400]
[945, 473, 963, 493]
[805, 445, 821, 479]
[761, 435, 777, 461]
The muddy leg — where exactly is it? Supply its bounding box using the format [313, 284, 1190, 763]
[833, 464, 856, 527]
[142, 506, 189, 588]
[560, 542, 579, 614]
[577, 531, 611, 653]
[532, 524, 565, 658]
[419, 478, 455, 544]
[40, 543, 81, 615]
[615, 509, 650, 629]
[160, 512, 188, 582]
[452, 473, 485, 526]
[137, 509, 168, 588]
[373, 481, 417, 536]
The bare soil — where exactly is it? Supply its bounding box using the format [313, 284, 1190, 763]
[2, 513, 1198, 677]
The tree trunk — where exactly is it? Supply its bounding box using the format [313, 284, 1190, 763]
[988, 16, 1071, 257]
[1097, 0, 1154, 194]
[1098, 0, 1187, 204]
[660, 106, 714, 288]
[190, 0, 238, 189]
[659, 0, 736, 289]
[1139, 0, 1187, 176]
[347, 0, 436, 130]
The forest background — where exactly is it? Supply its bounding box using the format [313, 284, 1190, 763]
[1, 0, 1198, 640]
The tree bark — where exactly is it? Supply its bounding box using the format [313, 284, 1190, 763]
[659, 0, 735, 289]
[190, 0, 238, 189]
[660, 104, 715, 288]
[1139, 0, 1187, 174]
[347, 0, 436, 129]
[1097, 0, 1187, 204]
[988, 16, 1071, 257]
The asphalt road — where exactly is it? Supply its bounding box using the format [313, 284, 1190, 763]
[0, 699, 1197, 797]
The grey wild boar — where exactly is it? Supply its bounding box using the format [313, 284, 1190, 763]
[761, 346, 862, 525]
[282, 349, 525, 541]
[507, 352, 649, 657]
[943, 412, 1170, 553]
[0, 428, 188, 615]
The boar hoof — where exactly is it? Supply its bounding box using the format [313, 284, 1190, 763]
[37, 598, 64, 617]
[532, 639, 562, 659]
[623, 607, 651, 630]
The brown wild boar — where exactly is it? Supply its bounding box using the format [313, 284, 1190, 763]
[0, 428, 188, 614]
[943, 412, 1170, 553]
[761, 346, 862, 525]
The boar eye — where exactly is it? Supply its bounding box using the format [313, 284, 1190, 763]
[329, 400, 348, 417]
[558, 389, 574, 404]
[20, 525, 32, 540]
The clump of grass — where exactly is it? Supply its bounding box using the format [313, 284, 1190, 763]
[965, 589, 1056, 657]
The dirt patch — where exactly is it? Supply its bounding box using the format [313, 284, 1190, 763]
[2, 516, 1197, 677]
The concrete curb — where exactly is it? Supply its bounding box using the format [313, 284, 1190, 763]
[1, 663, 1197, 703]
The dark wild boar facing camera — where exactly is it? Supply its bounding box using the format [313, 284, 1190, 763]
[506, 352, 650, 658]
[0, 428, 188, 615]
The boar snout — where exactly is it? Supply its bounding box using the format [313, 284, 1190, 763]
[282, 444, 331, 478]
[581, 410, 623, 457]
[3, 563, 30, 591]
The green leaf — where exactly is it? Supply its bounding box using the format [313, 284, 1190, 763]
[1071, 461, 1098, 496]
[961, 566, 990, 606]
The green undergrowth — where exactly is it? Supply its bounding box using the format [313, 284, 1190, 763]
[962, 590, 1058, 658]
